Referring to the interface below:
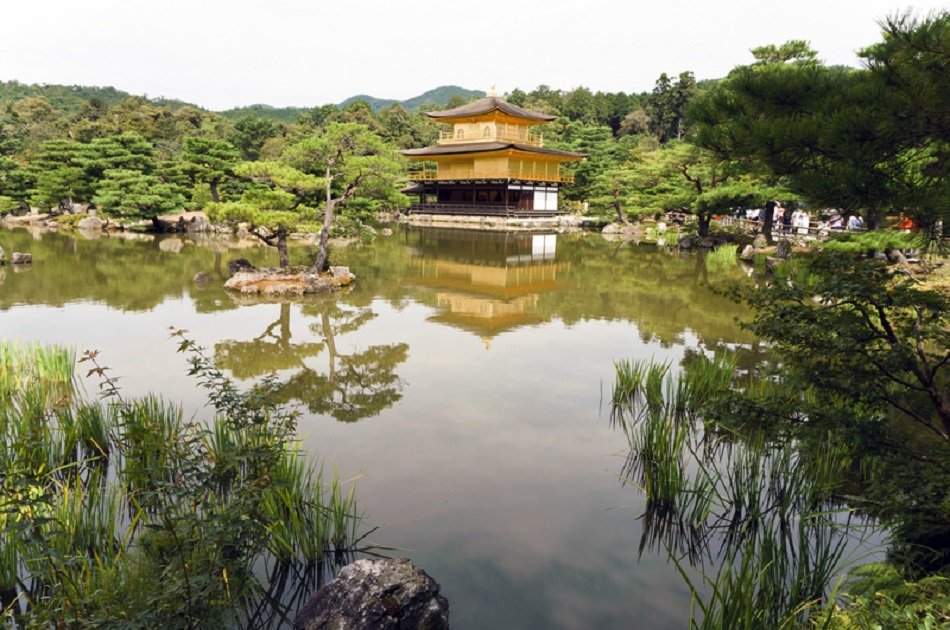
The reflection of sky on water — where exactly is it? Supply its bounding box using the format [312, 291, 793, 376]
[297, 304, 697, 628]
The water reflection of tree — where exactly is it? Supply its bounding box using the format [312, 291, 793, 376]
[215, 303, 324, 378]
[214, 299, 408, 423]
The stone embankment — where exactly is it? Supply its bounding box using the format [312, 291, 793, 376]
[1, 210, 215, 234]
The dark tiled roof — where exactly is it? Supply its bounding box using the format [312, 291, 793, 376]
[400, 142, 585, 159]
[427, 97, 557, 122]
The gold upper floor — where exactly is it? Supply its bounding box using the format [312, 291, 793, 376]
[438, 121, 543, 147]
[408, 154, 574, 184]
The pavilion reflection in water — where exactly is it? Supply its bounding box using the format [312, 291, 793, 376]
[404, 227, 568, 341]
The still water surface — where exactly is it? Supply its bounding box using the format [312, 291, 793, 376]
[1, 225, 756, 628]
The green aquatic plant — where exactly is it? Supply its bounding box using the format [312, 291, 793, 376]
[706, 245, 739, 271]
[0, 337, 363, 628]
[612, 353, 863, 628]
[821, 562, 950, 629]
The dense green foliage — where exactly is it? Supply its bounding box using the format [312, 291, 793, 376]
[691, 12, 949, 234]
[1, 73, 712, 230]
[825, 563, 950, 628]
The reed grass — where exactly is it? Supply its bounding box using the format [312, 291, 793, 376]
[706, 245, 739, 270]
[612, 351, 863, 627]
[1, 339, 363, 627]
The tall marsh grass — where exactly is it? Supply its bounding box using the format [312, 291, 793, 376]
[706, 245, 740, 271]
[1, 338, 363, 628]
[611, 353, 865, 627]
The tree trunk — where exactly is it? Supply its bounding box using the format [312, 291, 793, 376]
[762, 200, 776, 244]
[276, 228, 289, 268]
[698, 213, 712, 237]
[614, 197, 627, 224]
[313, 167, 335, 272]
[210, 180, 220, 204]
[313, 201, 334, 272]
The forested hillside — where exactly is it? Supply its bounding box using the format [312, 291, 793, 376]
[0, 80, 194, 116]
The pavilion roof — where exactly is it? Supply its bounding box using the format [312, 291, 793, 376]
[400, 142, 585, 159]
[427, 97, 556, 122]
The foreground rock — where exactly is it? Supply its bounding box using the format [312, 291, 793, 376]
[225, 266, 355, 295]
[0, 245, 5, 265]
[294, 558, 449, 630]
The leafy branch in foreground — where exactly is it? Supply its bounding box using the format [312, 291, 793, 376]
[734, 252, 949, 444]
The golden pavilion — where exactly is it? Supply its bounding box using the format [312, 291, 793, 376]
[401, 96, 585, 216]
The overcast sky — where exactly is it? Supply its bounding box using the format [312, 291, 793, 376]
[0, 0, 944, 111]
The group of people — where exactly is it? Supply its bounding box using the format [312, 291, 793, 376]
[818, 212, 864, 233]
[740, 204, 870, 236]
[772, 204, 812, 235]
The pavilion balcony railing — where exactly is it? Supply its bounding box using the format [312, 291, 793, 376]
[407, 169, 574, 184]
[438, 130, 544, 146]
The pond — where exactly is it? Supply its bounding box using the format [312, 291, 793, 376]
[2, 225, 760, 628]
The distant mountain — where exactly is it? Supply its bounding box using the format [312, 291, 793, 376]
[218, 86, 484, 123]
[340, 85, 485, 112]
[1, 80, 486, 123]
[337, 94, 399, 112]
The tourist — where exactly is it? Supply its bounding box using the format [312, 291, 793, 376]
[829, 213, 844, 230]
[897, 212, 916, 232]
[847, 214, 864, 231]
[797, 210, 811, 235]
